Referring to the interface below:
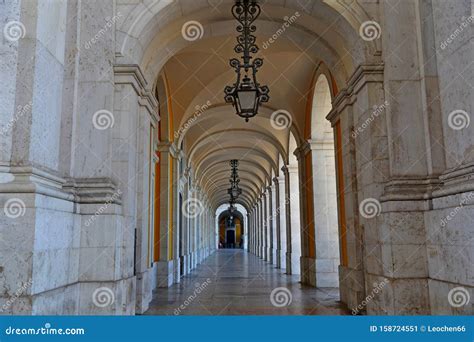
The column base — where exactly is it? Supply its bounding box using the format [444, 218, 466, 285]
[173, 258, 181, 283]
[301, 257, 316, 287]
[156, 260, 174, 288]
[136, 268, 153, 314]
[267, 247, 273, 263]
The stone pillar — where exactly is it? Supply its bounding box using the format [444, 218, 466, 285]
[273, 177, 282, 268]
[155, 143, 174, 288]
[277, 175, 287, 270]
[262, 192, 268, 261]
[309, 139, 340, 287]
[266, 186, 274, 264]
[295, 143, 315, 284]
[282, 166, 293, 274]
[171, 149, 180, 283]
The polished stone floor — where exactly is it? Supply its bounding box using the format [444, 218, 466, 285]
[145, 249, 349, 315]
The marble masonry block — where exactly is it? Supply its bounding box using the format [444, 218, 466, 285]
[0, 250, 33, 297]
[135, 268, 152, 315]
[379, 211, 426, 244]
[32, 283, 79, 315]
[316, 271, 339, 288]
[364, 274, 392, 315]
[338, 266, 365, 311]
[78, 246, 117, 281]
[426, 244, 473, 286]
[156, 260, 174, 288]
[77, 277, 136, 315]
[31, 248, 73, 294]
[364, 243, 383, 275]
[428, 279, 473, 315]
[380, 243, 428, 278]
[392, 278, 430, 315]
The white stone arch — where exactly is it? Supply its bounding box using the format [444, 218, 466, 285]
[215, 203, 248, 250]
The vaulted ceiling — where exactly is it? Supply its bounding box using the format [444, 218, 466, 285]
[129, 0, 372, 210]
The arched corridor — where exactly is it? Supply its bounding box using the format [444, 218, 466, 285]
[0, 0, 472, 317]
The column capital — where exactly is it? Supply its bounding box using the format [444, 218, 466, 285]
[308, 139, 334, 151]
[294, 141, 311, 160]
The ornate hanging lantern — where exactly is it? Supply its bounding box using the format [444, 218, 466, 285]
[224, 0, 269, 121]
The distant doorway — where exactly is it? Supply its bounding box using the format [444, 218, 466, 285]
[226, 230, 236, 248]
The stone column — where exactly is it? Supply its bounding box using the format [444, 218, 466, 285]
[266, 185, 274, 264]
[273, 177, 282, 268]
[155, 143, 174, 288]
[262, 192, 268, 261]
[282, 166, 293, 275]
[171, 149, 180, 284]
[294, 143, 315, 284]
[278, 175, 288, 270]
[309, 139, 340, 287]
